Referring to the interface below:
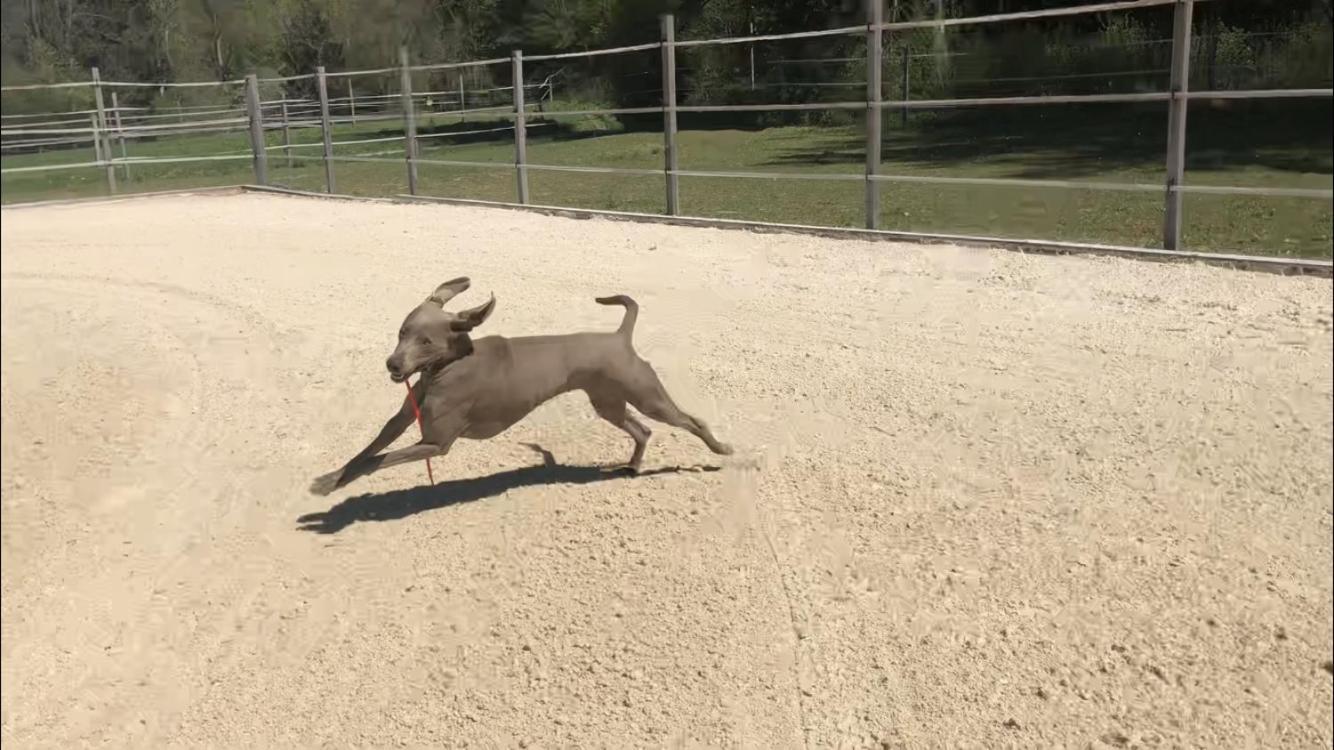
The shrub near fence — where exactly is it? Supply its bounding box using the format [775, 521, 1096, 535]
[2, 0, 1331, 263]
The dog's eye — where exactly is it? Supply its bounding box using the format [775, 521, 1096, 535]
[419, 335, 431, 345]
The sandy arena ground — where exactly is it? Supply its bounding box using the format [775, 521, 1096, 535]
[1, 193, 1331, 748]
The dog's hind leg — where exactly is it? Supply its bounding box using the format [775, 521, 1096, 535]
[624, 366, 732, 456]
[589, 391, 652, 472]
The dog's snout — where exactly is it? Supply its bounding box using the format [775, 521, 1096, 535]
[386, 356, 401, 376]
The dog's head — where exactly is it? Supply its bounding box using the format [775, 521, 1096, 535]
[385, 277, 495, 382]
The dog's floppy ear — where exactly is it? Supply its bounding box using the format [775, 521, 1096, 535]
[427, 277, 470, 306]
[450, 294, 496, 331]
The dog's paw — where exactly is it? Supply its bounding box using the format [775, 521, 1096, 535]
[309, 471, 341, 496]
[715, 443, 735, 456]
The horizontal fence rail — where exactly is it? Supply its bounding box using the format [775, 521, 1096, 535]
[675, 25, 865, 48]
[408, 57, 510, 72]
[524, 42, 661, 61]
[3, 0, 1331, 258]
[878, 0, 1179, 31]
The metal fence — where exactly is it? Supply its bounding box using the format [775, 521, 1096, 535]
[3, 0, 1331, 253]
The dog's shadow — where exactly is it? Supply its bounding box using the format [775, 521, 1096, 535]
[296, 443, 720, 535]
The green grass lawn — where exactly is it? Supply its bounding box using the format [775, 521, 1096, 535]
[3, 102, 1330, 257]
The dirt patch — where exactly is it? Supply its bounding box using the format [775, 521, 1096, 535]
[2, 194, 1330, 748]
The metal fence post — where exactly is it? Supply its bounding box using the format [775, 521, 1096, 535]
[1163, 0, 1194, 250]
[316, 66, 336, 193]
[458, 75, 466, 122]
[749, 20, 757, 91]
[865, 0, 883, 230]
[400, 46, 420, 196]
[244, 73, 268, 186]
[110, 91, 129, 181]
[661, 14, 680, 216]
[280, 95, 293, 168]
[512, 50, 529, 204]
[901, 46, 910, 127]
[90, 114, 104, 165]
[1206, 22, 1218, 90]
[347, 80, 357, 124]
[90, 67, 117, 194]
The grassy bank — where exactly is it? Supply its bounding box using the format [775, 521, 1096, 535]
[3, 102, 1330, 257]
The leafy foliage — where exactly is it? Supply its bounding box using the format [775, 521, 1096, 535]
[0, 0, 1329, 114]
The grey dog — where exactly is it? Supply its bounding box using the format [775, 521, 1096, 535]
[310, 277, 732, 495]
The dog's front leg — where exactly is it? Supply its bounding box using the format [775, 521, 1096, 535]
[309, 393, 417, 495]
[310, 441, 449, 495]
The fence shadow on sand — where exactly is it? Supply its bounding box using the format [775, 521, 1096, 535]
[296, 443, 720, 535]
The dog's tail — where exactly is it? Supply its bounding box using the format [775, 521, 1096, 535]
[595, 295, 638, 338]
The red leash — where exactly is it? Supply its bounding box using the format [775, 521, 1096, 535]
[404, 380, 435, 485]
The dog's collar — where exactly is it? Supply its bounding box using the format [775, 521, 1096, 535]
[423, 348, 474, 380]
